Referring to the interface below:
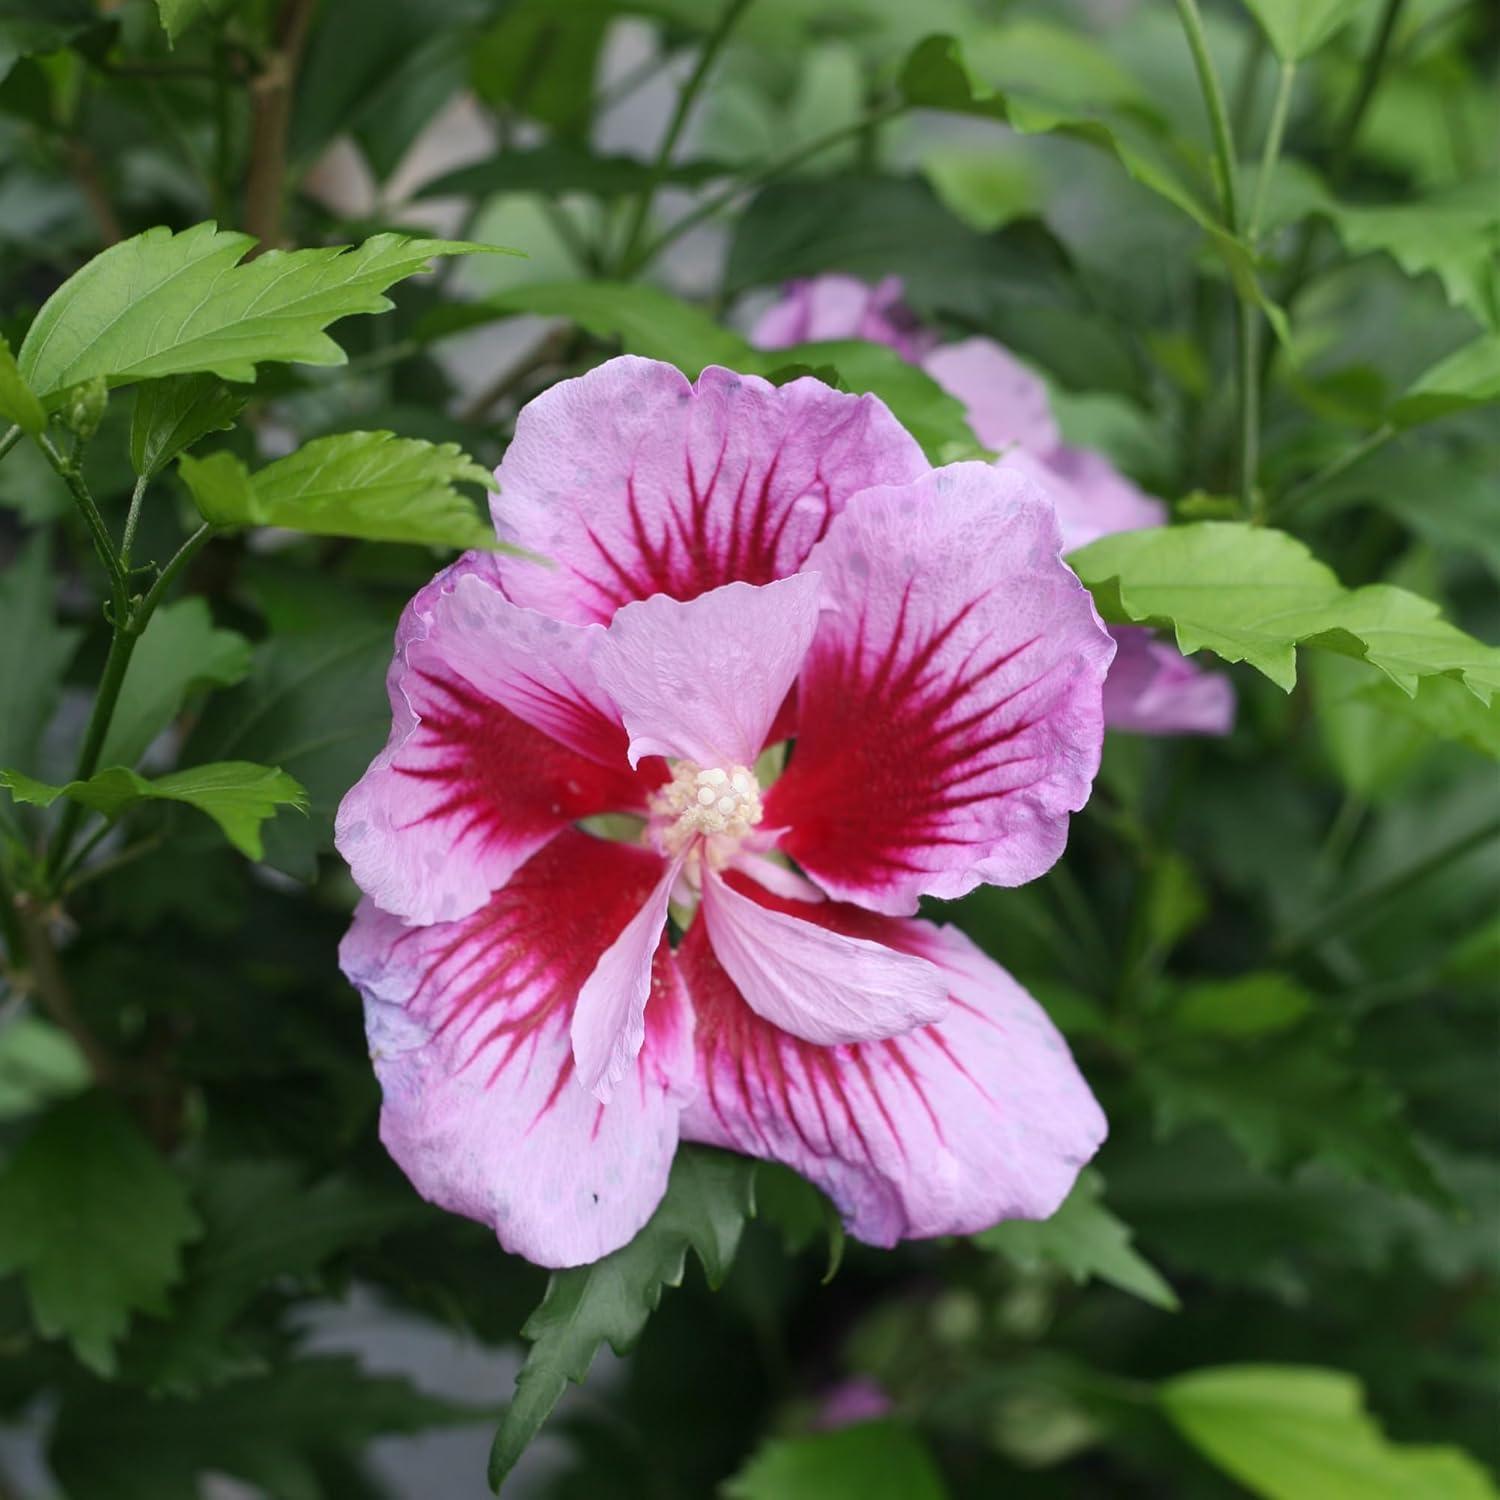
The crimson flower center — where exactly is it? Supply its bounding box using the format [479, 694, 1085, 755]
[649, 760, 763, 865]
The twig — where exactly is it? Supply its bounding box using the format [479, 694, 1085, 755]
[13, 895, 117, 1084]
[243, 0, 318, 251]
[0, 426, 20, 465]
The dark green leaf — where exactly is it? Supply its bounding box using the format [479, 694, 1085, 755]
[178, 430, 497, 549]
[489, 1148, 757, 1490]
[1, 761, 307, 860]
[130, 374, 247, 478]
[724, 1420, 951, 1500]
[99, 598, 252, 770]
[0, 1095, 200, 1374]
[755, 1162, 844, 1281]
[0, 1016, 89, 1121]
[1171, 973, 1314, 1038]
[1390, 335, 1500, 427]
[976, 1169, 1179, 1311]
[0, 333, 44, 433]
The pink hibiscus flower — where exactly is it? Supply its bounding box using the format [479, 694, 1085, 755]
[752, 275, 1235, 737]
[338, 358, 1111, 1269]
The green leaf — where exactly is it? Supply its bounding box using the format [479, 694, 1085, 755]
[1238, 0, 1375, 61]
[1171, 973, 1313, 1038]
[16, 223, 508, 401]
[0, 1095, 200, 1374]
[132, 1161, 430, 1393]
[489, 1148, 757, 1490]
[0, 1, 97, 84]
[178, 430, 497, 549]
[416, 143, 732, 201]
[130, 374, 247, 478]
[1390, 335, 1500, 427]
[152, 0, 236, 46]
[51, 1355, 478, 1500]
[0, 535, 79, 832]
[0, 333, 44, 434]
[183, 623, 393, 878]
[0, 1016, 90, 1122]
[976, 1169, 1179, 1311]
[1160, 1365, 1500, 1500]
[724, 1421, 951, 1500]
[1, 761, 307, 860]
[1070, 521, 1500, 700]
[755, 1162, 845, 1281]
[898, 36, 1289, 345]
[99, 598, 252, 769]
[469, 0, 607, 139]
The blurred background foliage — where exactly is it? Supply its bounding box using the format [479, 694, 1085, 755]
[0, 0, 1497, 1495]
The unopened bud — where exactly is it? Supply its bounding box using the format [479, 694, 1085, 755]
[59, 375, 108, 441]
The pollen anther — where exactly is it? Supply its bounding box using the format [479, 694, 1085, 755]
[650, 759, 764, 861]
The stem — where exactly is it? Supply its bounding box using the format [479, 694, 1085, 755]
[1175, 0, 1259, 514]
[37, 433, 130, 613]
[243, 0, 318, 251]
[625, 101, 906, 276]
[615, 0, 753, 276]
[120, 474, 149, 569]
[0, 858, 26, 972]
[1248, 60, 1296, 244]
[13, 895, 117, 1084]
[1276, 816, 1500, 960]
[0, 425, 20, 464]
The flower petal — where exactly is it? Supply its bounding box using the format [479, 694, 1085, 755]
[491, 356, 926, 623]
[340, 831, 693, 1269]
[1102, 626, 1236, 736]
[764, 463, 1115, 915]
[676, 894, 1106, 1243]
[922, 336, 1061, 455]
[570, 852, 685, 1102]
[700, 867, 948, 1045]
[1022, 443, 1166, 552]
[593, 575, 821, 767]
[750, 275, 938, 363]
[336, 557, 652, 926]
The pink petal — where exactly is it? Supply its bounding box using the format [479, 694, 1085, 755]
[593, 575, 821, 768]
[340, 831, 693, 1269]
[490, 356, 926, 624]
[764, 463, 1115, 915]
[750, 275, 938, 363]
[700, 867, 949, 1045]
[922, 337, 1061, 455]
[1102, 626, 1236, 736]
[676, 893, 1106, 1244]
[1034, 443, 1167, 551]
[335, 556, 655, 927]
[571, 852, 685, 1102]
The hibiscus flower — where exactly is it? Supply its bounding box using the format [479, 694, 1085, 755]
[338, 358, 1111, 1268]
[752, 275, 1235, 736]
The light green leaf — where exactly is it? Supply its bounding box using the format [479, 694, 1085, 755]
[1172, 973, 1313, 1038]
[489, 1148, 757, 1489]
[1238, 0, 1375, 61]
[1390, 335, 1500, 428]
[152, 0, 238, 45]
[0, 1016, 90, 1121]
[724, 1421, 951, 1500]
[0, 334, 45, 434]
[178, 431, 496, 549]
[976, 1169, 1179, 1311]
[17, 223, 508, 401]
[1, 761, 307, 860]
[100, 598, 252, 769]
[1070, 521, 1500, 701]
[1161, 1365, 1500, 1500]
[0, 1095, 201, 1374]
[415, 143, 731, 201]
[130, 374, 247, 478]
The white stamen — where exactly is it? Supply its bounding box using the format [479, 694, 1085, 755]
[650, 758, 764, 862]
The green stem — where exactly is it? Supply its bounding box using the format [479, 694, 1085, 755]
[626, 101, 906, 276]
[120, 474, 149, 569]
[1236, 299, 1262, 519]
[1175, 0, 1240, 231]
[1248, 60, 1296, 244]
[615, 0, 754, 276]
[1276, 816, 1500, 960]
[0, 425, 20, 465]
[37, 433, 130, 613]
